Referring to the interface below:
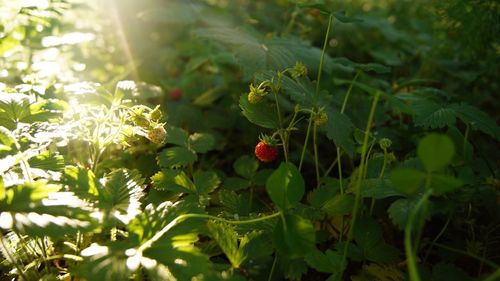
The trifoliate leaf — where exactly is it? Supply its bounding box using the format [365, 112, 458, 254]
[28, 151, 64, 171]
[151, 169, 195, 193]
[431, 174, 463, 195]
[417, 134, 454, 172]
[391, 168, 425, 195]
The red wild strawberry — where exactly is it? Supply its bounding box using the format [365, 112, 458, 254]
[169, 88, 182, 101]
[255, 141, 278, 162]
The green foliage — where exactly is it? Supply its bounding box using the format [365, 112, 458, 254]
[0, 0, 498, 280]
[266, 162, 305, 210]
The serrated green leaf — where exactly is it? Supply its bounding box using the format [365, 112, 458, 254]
[239, 94, 278, 129]
[62, 166, 99, 197]
[193, 171, 220, 194]
[165, 125, 189, 146]
[388, 198, 419, 230]
[431, 174, 463, 195]
[308, 183, 338, 208]
[28, 151, 64, 171]
[324, 111, 355, 156]
[151, 169, 195, 193]
[233, 155, 259, 179]
[305, 249, 344, 274]
[75, 242, 131, 280]
[322, 194, 354, 215]
[189, 132, 215, 153]
[266, 162, 305, 210]
[412, 99, 456, 129]
[98, 170, 145, 223]
[417, 134, 454, 172]
[157, 146, 197, 168]
[218, 190, 251, 216]
[207, 221, 246, 268]
[391, 168, 425, 195]
[360, 178, 405, 199]
[353, 218, 400, 262]
[451, 103, 500, 141]
[273, 213, 315, 259]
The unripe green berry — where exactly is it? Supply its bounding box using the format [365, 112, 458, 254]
[132, 115, 150, 128]
[313, 112, 328, 127]
[147, 125, 166, 144]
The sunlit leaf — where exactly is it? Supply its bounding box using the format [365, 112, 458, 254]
[189, 132, 215, 153]
[157, 146, 198, 168]
[239, 94, 278, 129]
[273, 213, 315, 259]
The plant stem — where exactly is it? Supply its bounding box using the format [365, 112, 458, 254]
[423, 214, 451, 263]
[340, 92, 380, 278]
[0, 232, 30, 281]
[137, 212, 280, 253]
[315, 13, 333, 102]
[340, 70, 361, 113]
[298, 116, 313, 171]
[313, 124, 320, 186]
[267, 254, 278, 281]
[431, 242, 499, 269]
[405, 188, 433, 281]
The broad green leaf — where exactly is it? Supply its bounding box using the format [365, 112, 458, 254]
[239, 94, 278, 129]
[273, 213, 315, 259]
[353, 218, 400, 263]
[431, 174, 463, 195]
[188, 132, 215, 153]
[324, 111, 355, 156]
[138, 2, 196, 24]
[193, 171, 220, 194]
[266, 162, 305, 210]
[322, 194, 354, 215]
[390, 168, 426, 195]
[411, 99, 456, 129]
[157, 146, 197, 168]
[150, 169, 195, 193]
[417, 134, 454, 172]
[165, 125, 188, 147]
[207, 221, 245, 268]
[218, 190, 251, 216]
[233, 155, 259, 179]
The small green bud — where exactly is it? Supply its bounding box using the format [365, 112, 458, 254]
[149, 105, 163, 121]
[147, 125, 166, 144]
[131, 114, 150, 128]
[290, 62, 307, 78]
[247, 83, 268, 104]
[379, 138, 392, 150]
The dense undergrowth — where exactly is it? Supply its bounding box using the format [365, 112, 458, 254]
[0, 0, 499, 280]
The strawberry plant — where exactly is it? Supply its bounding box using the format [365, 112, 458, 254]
[1, 0, 499, 281]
